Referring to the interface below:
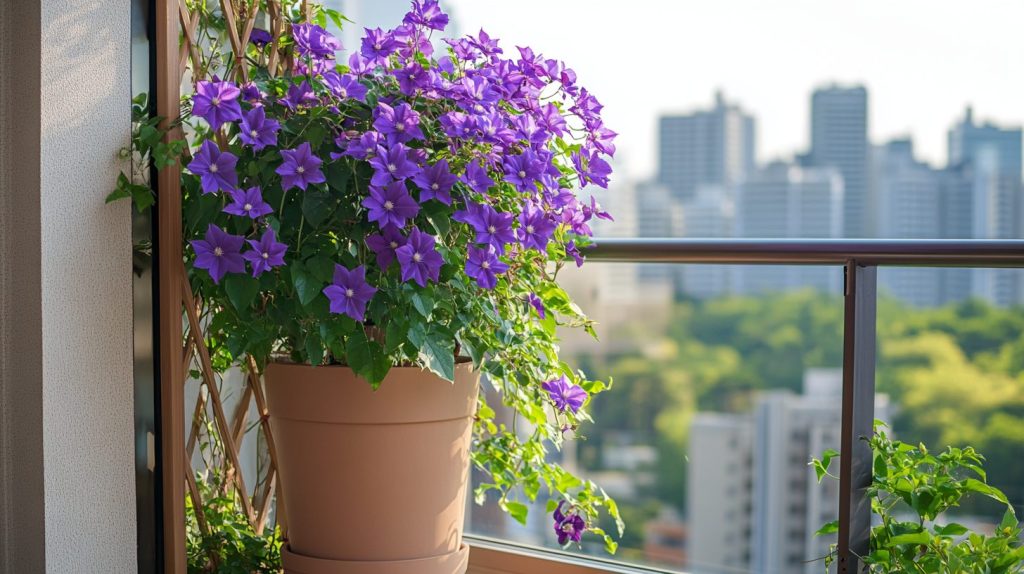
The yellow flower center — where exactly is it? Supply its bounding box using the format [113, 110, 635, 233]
[262, 252, 269, 259]
[212, 97, 221, 106]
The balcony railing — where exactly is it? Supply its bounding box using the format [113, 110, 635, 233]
[565, 238, 1024, 574]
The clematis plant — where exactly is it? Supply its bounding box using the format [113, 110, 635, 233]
[116, 0, 622, 552]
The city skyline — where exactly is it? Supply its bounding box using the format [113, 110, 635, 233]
[446, 0, 1024, 179]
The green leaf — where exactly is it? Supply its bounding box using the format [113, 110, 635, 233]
[305, 255, 335, 283]
[302, 188, 335, 227]
[325, 161, 350, 194]
[346, 328, 390, 388]
[408, 324, 455, 382]
[815, 520, 839, 536]
[411, 291, 434, 317]
[888, 530, 931, 546]
[290, 265, 321, 306]
[305, 331, 324, 366]
[504, 501, 528, 526]
[999, 507, 1019, 530]
[224, 274, 260, 312]
[385, 318, 407, 353]
[811, 448, 840, 482]
[934, 523, 968, 537]
[964, 478, 1009, 505]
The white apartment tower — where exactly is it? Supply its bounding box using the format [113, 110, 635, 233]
[688, 370, 892, 574]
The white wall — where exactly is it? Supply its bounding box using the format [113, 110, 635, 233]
[1, 0, 136, 572]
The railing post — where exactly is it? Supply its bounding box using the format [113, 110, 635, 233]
[837, 261, 877, 573]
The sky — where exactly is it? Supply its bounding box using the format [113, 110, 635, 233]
[442, 0, 1024, 180]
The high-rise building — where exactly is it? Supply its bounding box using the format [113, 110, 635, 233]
[734, 162, 844, 295]
[688, 370, 892, 574]
[657, 91, 756, 203]
[947, 107, 1024, 306]
[873, 139, 944, 307]
[807, 85, 872, 238]
[635, 180, 683, 286]
[678, 185, 734, 299]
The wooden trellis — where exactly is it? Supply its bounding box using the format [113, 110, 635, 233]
[156, 1, 308, 571]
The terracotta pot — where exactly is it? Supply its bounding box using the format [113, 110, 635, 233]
[265, 361, 480, 574]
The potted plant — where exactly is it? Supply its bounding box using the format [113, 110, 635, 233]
[115, 1, 621, 572]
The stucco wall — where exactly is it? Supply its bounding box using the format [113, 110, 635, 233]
[1, 0, 136, 572]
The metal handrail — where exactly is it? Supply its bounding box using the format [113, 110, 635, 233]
[579, 237, 1024, 573]
[587, 238, 1024, 267]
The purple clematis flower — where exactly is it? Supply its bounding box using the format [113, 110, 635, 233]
[224, 186, 273, 219]
[403, 0, 449, 31]
[190, 224, 246, 284]
[362, 180, 420, 229]
[323, 71, 368, 102]
[412, 159, 457, 205]
[542, 376, 587, 414]
[361, 27, 399, 61]
[461, 160, 494, 195]
[187, 140, 238, 194]
[572, 149, 612, 188]
[439, 111, 476, 138]
[553, 503, 586, 545]
[292, 23, 341, 60]
[394, 63, 431, 96]
[565, 241, 585, 267]
[365, 226, 407, 269]
[240, 82, 264, 104]
[282, 80, 318, 110]
[395, 227, 443, 287]
[527, 293, 546, 319]
[238, 106, 280, 151]
[465, 245, 508, 289]
[338, 130, 385, 160]
[249, 28, 272, 47]
[192, 80, 243, 130]
[517, 203, 557, 251]
[373, 102, 424, 145]
[368, 143, 420, 186]
[242, 228, 288, 277]
[503, 149, 543, 193]
[455, 202, 515, 249]
[276, 142, 325, 191]
[323, 264, 377, 322]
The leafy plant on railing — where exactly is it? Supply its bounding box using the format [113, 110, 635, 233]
[186, 471, 282, 573]
[812, 422, 1024, 573]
